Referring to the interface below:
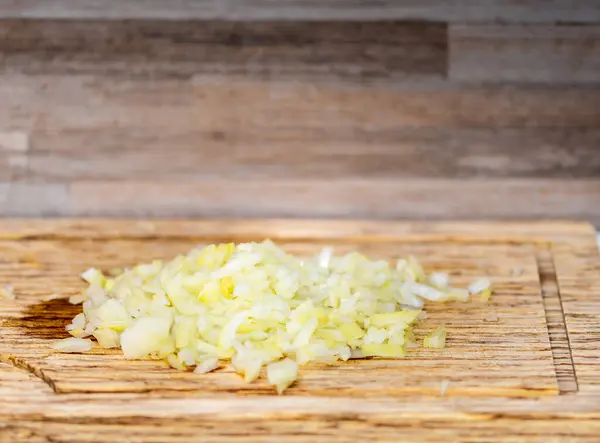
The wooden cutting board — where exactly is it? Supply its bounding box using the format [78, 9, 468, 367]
[1, 219, 599, 442]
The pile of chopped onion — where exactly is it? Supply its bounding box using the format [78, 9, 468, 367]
[54, 241, 492, 394]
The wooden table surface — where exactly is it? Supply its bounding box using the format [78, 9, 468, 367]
[1, 219, 599, 442]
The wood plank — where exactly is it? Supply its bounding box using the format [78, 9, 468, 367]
[0, 182, 69, 216]
[0, 219, 594, 244]
[0, 20, 446, 81]
[0, 240, 558, 397]
[0, 220, 599, 442]
[553, 241, 600, 392]
[1, 75, 599, 133]
[26, 127, 600, 181]
[0, 131, 29, 180]
[1, 0, 599, 23]
[64, 179, 600, 224]
[3, 407, 600, 443]
[450, 25, 600, 84]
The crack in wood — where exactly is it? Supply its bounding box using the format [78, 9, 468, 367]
[536, 246, 579, 394]
[0, 354, 57, 392]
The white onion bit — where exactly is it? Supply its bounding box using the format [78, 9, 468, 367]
[1, 285, 15, 300]
[468, 278, 491, 295]
[52, 337, 93, 353]
[440, 380, 451, 397]
[194, 358, 220, 374]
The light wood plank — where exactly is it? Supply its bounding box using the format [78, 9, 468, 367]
[1, 0, 599, 23]
[0, 240, 557, 397]
[0, 182, 69, 216]
[1, 75, 599, 134]
[450, 25, 600, 83]
[64, 179, 600, 224]
[3, 411, 600, 443]
[0, 219, 594, 245]
[553, 242, 600, 392]
[26, 127, 600, 180]
[0, 220, 599, 442]
[0, 131, 29, 180]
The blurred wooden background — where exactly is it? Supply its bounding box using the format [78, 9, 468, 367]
[0, 1, 599, 223]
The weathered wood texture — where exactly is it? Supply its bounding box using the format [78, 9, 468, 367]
[1, 179, 600, 220]
[1, 75, 600, 165]
[0, 241, 559, 396]
[449, 25, 600, 83]
[0, 219, 599, 442]
[1, 0, 600, 23]
[0, 17, 599, 222]
[66, 179, 600, 219]
[4, 76, 599, 130]
[0, 20, 447, 80]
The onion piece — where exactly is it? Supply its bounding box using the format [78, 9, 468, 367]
[52, 337, 93, 353]
[195, 357, 220, 374]
[361, 343, 406, 358]
[0, 285, 15, 300]
[267, 358, 298, 394]
[423, 327, 447, 349]
[468, 278, 493, 303]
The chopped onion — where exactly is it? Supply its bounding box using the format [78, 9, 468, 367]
[93, 327, 120, 348]
[44, 293, 63, 301]
[267, 358, 298, 394]
[52, 337, 93, 353]
[194, 357, 220, 374]
[429, 272, 449, 290]
[68, 294, 86, 305]
[423, 327, 447, 349]
[440, 380, 451, 396]
[468, 278, 493, 302]
[0, 285, 15, 300]
[58, 241, 490, 393]
[362, 343, 406, 358]
[468, 278, 491, 295]
[120, 316, 172, 359]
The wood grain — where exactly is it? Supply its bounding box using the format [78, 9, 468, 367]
[0, 18, 598, 222]
[0, 219, 594, 244]
[0, 240, 557, 396]
[0, 131, 29, 180]
[1, 0, 599, 23]
[2, 75, 600, 133]
[553, 241, 600, 392]
[0, 219, 599, 442]
[0, 182, 69, 217]
[2, 179, 599, 223]
[65, 179, 600, 223]
[450, 25, 600, 84]
[0, 19, 447, 81]
[25, 127, 600, 180]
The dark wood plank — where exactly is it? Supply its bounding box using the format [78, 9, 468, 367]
[450, 25, 600, 84]
[0, 20, 447, 81]
[2, 75, 599, 133]
[1, 0, 600, 23]
[26, 127, 600, 180]
[62, 179, 600, 224]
